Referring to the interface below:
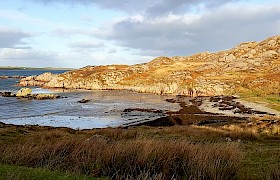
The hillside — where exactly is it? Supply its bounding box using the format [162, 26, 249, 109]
[19, 35, 280, 98]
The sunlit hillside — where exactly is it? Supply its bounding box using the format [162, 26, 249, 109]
[19, 35, 280, 109]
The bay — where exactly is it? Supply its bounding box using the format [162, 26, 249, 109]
[0, 70, 179, 129]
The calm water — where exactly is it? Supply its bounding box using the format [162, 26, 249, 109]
[0, 70, 67, 91]
[0, 70, 179, 129]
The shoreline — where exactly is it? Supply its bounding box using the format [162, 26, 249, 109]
[0, 90, 180, 129]
[1, 90, 279, 129]
[0, 75, 27, 79]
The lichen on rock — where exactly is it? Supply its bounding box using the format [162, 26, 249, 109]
[16, 88, 32, 97]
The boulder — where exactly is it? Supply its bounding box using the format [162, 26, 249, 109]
[225, 54, 235, 61]
[78, 99, 90, 103]
[1, 92, 16, 97]
[35, 72, 56, 82]
[33, 94, 60, 100]
[261, 50, 278, 58]
[2, 89, 62, 100]
[16, 88, 32, 97]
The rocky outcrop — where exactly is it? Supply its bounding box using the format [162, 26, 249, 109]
[32, 94, 61, 100]
[78, 99, 90, 103]
[0, 92, 16, 97]
[18, 72, 58, 87]
[16, 88, 32, 97]
[1, 87, 61, 100]
[0, 76, 26, 79]
[18, 35, 280, 96]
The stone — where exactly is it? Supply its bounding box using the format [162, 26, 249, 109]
[78, 99, 90, 103]
[226, 137, 232, 142]
[225, 54, 235, 61]
[1, 92, 16, 97]
[261, 50, 278, 58]
[35, 72, 56, 82]
[16, 88, 32, 97]
[33, 94, 59, 100]
[249, 49, 256, 55]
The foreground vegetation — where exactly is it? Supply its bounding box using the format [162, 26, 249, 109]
[0, 115, 279, 179]
[241, 94, 280, 111]
[0, 164, 97, 180]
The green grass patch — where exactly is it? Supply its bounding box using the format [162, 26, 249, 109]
[239, 93, 280, 111]
[266, 96, 280, 103]
[239, 140, 280, 179]
[0, 164, 99, 180]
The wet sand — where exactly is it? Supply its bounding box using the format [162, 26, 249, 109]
[1, 89, 279, 129]
[138, 95, 279, 127]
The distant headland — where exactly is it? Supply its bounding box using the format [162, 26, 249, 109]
[0, 66, 74, 71]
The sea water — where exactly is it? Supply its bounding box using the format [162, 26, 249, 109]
[0, 70, 180, 129]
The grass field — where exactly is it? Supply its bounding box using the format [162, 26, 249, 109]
[0, 119, 279, 179]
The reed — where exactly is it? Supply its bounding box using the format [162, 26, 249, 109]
[0, 134, 242, 179]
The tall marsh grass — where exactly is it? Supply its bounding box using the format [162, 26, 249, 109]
[0, 133, 243, 179]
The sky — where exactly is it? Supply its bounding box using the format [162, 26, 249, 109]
[0, 0, 279, 68]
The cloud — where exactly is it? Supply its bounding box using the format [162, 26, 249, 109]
[0, 48, 55, 60]
[52, 26, 103, 38]
[102, 3, 280, 56]
[142, 0, 241, 17]
[33, 0, 280, 57]
[0, 10, 55, 28]
[108, 49, 116, 54]
[3, 0, 280, 68]
[30, 0, 243, 16]
[68, 41, 104, 49]
[0, 48, 65, 67]
[0, 27, 31, 48]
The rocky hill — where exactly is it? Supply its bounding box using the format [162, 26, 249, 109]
[19, 35, 280, 97]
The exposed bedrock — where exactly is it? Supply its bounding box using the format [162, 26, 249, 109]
[17, 35, 280, 96]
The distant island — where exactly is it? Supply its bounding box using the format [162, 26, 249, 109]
[0, 66, 74, 71]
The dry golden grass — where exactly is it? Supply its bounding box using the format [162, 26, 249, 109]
[0, 126, 243, 179]
[0, 138, 242, 179]
[1, 120, 280, 179]
[186, 116, 280, 141]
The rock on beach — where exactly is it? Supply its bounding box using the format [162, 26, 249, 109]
[16, 88, 32, 97]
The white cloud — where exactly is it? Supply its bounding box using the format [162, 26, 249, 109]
[68, 41, 104, 49]
[2, 0, 280, 68]
[0, 48, 64, 67]
[32, 0, 243, 16]
[0, 48, 55, 59]
[108, 49, 116, 54]
[0, 10, 55, 28]
[0, 27, 31, 48]
[100, 3, 280, 56]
